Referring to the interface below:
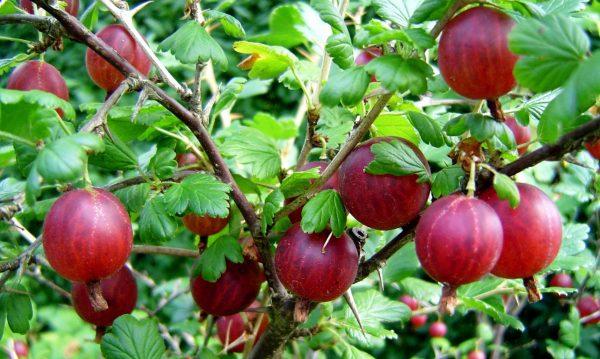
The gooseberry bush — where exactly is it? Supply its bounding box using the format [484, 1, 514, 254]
[0, 0, 598, 358]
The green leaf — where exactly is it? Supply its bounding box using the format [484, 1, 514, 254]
[211, 77, 247, 119]
[365, 56, 432, 95]
[407, 111, 445, 147]
[371, 113, 420, 144]
[0, 53, 33, 77]
[464, 114, 504, 142]
[89, 132, 138, 171]
[158, 21, 228, 70]
[279, 60, 321, 91]
[251, 4, 322, 48]
[399, 278, 441, 304]
[320, 67, 370, 107]
[444, 115, 469, 136]
[115, 183, 151, 213]
[0, 295, 5, 340]
[461, 297, 525, 331]
[148, 147, 177, 180]
[197, 235, 244, 282]
[221, 127, 282, 179]
[372, 0, 419, 27]
[411, 0, 457, 24]
[383, 242, 420, 282]
[204, 10, 246, 38]
[245, 112, 297, 140]
[538, 51, 600, 143]
[0, 88, 75, 121]
[6, 284, 32, 334]
[281, 167, 321, 198]
[508, 15, 589, 92]
[0, 177, 25, 202]
[310, 0, 348, 36]
[325, 33, 354, 69]
[261, 189, 284, 235]
[233, 41, 297, 79]
[546, 340, 576, 359]
[163, 173, 231, 216]
[458, 277, 504, 297]
[404, 28, 436, 50]
[431, 165, 464, 198]
[301, 190, 346, 236]
[365, 140, 430, 182]
[317, 106, 355, 147]
[493, 173, 520, 208]
[101, 315, 166, 359]
[559, 307, 580, 348]
[139, 195, 178, 243]
[80, 1, 100, 29]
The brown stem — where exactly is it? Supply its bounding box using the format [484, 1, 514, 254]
[439, 285, 458, 315]
[486, 98, 505, 122]
[523, 277, 542, 302]
[95, 326, 107, 343]
[293, 298, 312, 323]
[429, 0, 477, 39]
[86, 281, 109, 312]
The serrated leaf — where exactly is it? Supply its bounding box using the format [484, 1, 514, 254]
[493, 173, 520, 208]
[404, 28, 436, 50]
[89, 132, 138, 171]
[139, 195, 178, 243]
[399, 278, 441, 304]
[158, 21, 228, 69]
[461, 297, 525, 331]
[372, 0, 419, 27]
[365, 56, 432, 94]
[233, 41, 297, 79]
[101, 315, 165, 359]
[325, 33, 354, 69]
[148, 147, 177, 180]
[281, 168, 321, 198]
[465, 114, 504, 142]
[320, 67, 370, 107]
[383, 242, 420, 282]
[301, 190, 346, 236]
[6, 284, 32, 334]
[0, 177, 25, 202]
[163, 173, 230, 216]
[444, 115, 469, 136]
[365, 139, 430, 182]
[221, 127, 282, 179]
[204, 10, 246, 38]
[310, 0, 348, 36]
[115, 183, 151, 213]
[197, 235, 244, 281]
[317, 106, 355, 146]
[279, 60, 321, 91]
[509, 15, 589, 92]
[407, 111, 445, 147]
[431, 165, 464, 198]
[559, 307, 580, 348]
[244, 112, 297, 140]
[212, 77, 247, 120]
[411, 0, 457, 24]
[261, 189, 284, 235]
[371, 113, 419, 144]
[0, 53, 33, 76]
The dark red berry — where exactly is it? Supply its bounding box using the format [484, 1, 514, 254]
[429, 321, 447, 338]
[480, 183, 562, 280]
[275, 224, 358, 302]
[399, 295, 419, 311]
[7, 60, 69, 117]
[339, 137, 430, 230]
[13, 340, 28, 358]
[72, 266, 137, 327]
[176, 153, 198, 167]
[216, 301, 269, 353]
[585, 139, 600, 159]
[410, 314, 427, 329]
[468, 350, 486, 359]
[549, 273, 573, 288]
[86, 24, 151, 92]
[286, 161, 339, 223]
[43, 188, 133, 283]
[415, 195, 503, 287]
[183, 213, 229, 236]
[577, 296, 600, 325]
[505, 117, 531, 155]
[21, 0, 79, 16]
[191, 259, 263, 316]
[438, 6, 518, 100]
[355, 47, 382, 82]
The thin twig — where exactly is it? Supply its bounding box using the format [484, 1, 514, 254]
[26, 267, 71, 300]
[132, 245, 199, 258]
[80, 80, 131, 133]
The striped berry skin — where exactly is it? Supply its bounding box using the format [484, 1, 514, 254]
[275, 224, 358, 302]
[43, 188, 133, 283]
[577, 296, 600, 325]
[183, 213, 229, 236]
[429, 321, 447, 338]
[21, 0, 79, 16]
[480, 183, 562, 279]
[438, 6, 518, 100]
[72, 266, 137, 327]
[585, 139, 600, 159]
[505, 117, 531, 155]
[549, 273, 573, 288]
[191, 259, 263, 316]
[286, 161, 339, 223]
[338, 137, 430, 230]
[468, 350, 486, 359]
[415, 195, 503, 286]
[7, 60, 69, 117]
[216, 301, 269, 353]
[86, 24, 151, 92]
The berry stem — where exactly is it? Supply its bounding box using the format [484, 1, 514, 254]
[86, 281, 109, 312]
[466, 160, 477, 197]
[82, 157, 92, 189]
[293, 298, 312, 323]
[94, 326, 106, 343]
[439, 285, 458, 315]
[523, 276, 542, 302]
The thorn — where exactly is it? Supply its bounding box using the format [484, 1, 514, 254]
[321, 232, 333, 254]
[131, 87, 149, 124]
[344, 289, 366, 339]
[130, 1, 153, 16]
[377, 268, 384, 292]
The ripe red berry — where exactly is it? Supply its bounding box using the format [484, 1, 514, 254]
[415, 195, 503, 291]
[355, 47, 382, 82]
[339, 137, 430, 230]
[468, 350, 486, 359]
[429, 321, 447, 338]
[275, 224, 358, 302]
[505, 117, 531, 155]
[480, 183, 562, 280]
[183, 213, 229, 237]
[191, 259, 263, 316]
[584, 139, 600, 159]
[72, 266, 137, 327]
[410, 314, 427, 329]
[399, 295, 419, 311]
[216, 301, 269, 353]
[549, 273, 573, 288]
[438, 6, 518, 100]
[44, 188, 133, 283]
[7, 60, 69, 117]
[21, 0, 79, 16]
[13, 340, 28, 358]
[176, 153, 198, 167]
[286, 161, 339, 223]
[577, 296, 600, 325]
[86, 24, 151, 92]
